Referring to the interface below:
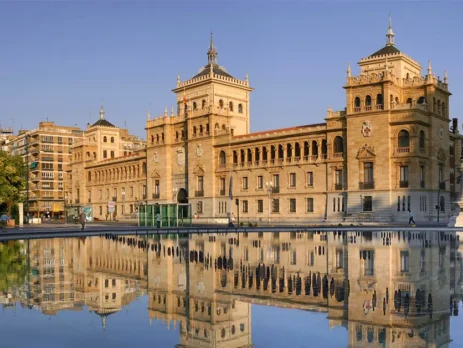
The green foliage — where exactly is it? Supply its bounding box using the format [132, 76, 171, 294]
[0, 151, 26, 214]
[0, 241, 28, 293]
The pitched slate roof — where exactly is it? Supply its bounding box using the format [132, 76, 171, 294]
[192, 64, 235, 79]
[91, 119, 116, 128]
[369, 45, 401, 58]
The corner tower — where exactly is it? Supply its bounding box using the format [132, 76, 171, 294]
[172, 33, 254, 136]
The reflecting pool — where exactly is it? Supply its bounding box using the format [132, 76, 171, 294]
[1, 230, 463, 347]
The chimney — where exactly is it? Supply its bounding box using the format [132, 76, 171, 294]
[452, 118, 458, 134]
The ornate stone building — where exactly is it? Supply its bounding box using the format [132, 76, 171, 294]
[69, 18, 460, 223]
[144, 20, 460, 224]
[67, 105, 146, 220]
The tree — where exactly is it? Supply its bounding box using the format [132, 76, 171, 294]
[0, 151, 26, 214]
[0, 241, 27, 293]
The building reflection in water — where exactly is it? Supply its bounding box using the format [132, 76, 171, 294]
[3, 230, 462, 347]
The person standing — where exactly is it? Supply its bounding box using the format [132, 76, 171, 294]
[156, 212, 161, 228]
[79, 211, 87, 230]
[408, 210, 416, 226]
[0, 213, 10, 231]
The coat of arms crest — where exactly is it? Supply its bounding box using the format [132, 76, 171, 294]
[361, 121, 372, 137]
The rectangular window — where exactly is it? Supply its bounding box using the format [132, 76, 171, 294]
[197, 176, 204, 191]
[273, 174, 279, 188]
[272, 198, 279, 213]
[407, 195, 411, 211]
[307, 198, 314, 213]
[196, 201, 203, 214]
[130, 186, 134, 197]
[154, 180, 160, 195]
[220, 178, 226, 191]
[397, 196, 400, 211]
[106, 189, 109, 199]
[400, 251, 409, 272]
[257, 176, 263, 189]
[362, 196, 373, 212]
[307, 172, 313, 186]
[99, 190, 102, 200]
[113, 188, 117, 199]
[242, 176, 248, 190]
[110, 151, 115, 158]
[242, 200, 248, 213]
[289, 198, 296, 212]
[364, 162, 373, 183]
[308, 251, 315, 266]
[336, 249, 344, 269]
[420, 166, 425, 188]
[257, 200, 263, 213]
[103, 150, 107, 158]
[400, 166, 409, 187]
[99, 206, 102, 215]
[335, 170, 342, 189]
[289, 173, 296, 187]
[362, 250, 374, 276]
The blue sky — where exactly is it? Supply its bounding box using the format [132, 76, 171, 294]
[1, 1, 463, 138]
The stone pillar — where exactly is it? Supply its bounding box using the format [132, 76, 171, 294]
[19, 203, 24, 227]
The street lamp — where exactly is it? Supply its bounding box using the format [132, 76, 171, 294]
[25, 134, 30, 224]
[122, 188, 126, 216]
[266, 181, 273, 225]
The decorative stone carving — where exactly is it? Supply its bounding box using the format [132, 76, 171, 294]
[361, 121, 372, 137]
[177, 148, 185, 166]
[196, 144, 204, 157]
[357, 144, 376, 159]
[153, 151, 159, 163]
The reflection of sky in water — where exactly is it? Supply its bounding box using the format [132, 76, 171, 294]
[0, 231, 462, 347]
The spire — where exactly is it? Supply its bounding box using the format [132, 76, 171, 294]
[444, 70, 448, 84]
[164, 107, 168, 116]
[99, 104, 105, 120]
[177, 74, 180, 87]
[386, 13, 395, 46]
[427, 60, 432, 75]
[147, 111, 151, 121]
[347, 62, 351, 77]
[171, 106, 174, 116]
[207, 31, 218, 65]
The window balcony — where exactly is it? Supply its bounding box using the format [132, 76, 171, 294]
[334, 183, 343, 190]
[219, 189, 226, 196]
[272, 187, 280, 194]
[195, 190, 204, 197]
[420, 181, 425, 188]
[152, 193, 160, 199]
[396, 147, 410, 153]
[359, 182, 374, 190]
[399, 181, 409, 188]
[112, 196, 117, 202]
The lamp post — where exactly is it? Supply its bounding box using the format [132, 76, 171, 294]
[266, 182, 273, 225]
[122, 189, 126, 216]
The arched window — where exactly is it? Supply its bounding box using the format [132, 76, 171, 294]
[247, 149, 252, 163]
[333, 136, 344, 153]
[255, 147, 260, 161]
[87, 172, 91, 182]
[229, 102, 234, 111]
[295, 142, 301, 158]
[304, 141, 309, 157]
[278, 145, 284, 159]
[151, 135, 154, 144]
[111, 137, 114, 143]
[156, 134, 159, 142]
[286, 144, 292, 158]
[365, 95, 372, 106]
[437, 100, 442, 115]
[418, 96, 426, 105]
[321, 140, 327, 156]
[219, 99, 224, 108]
[262, 147, 268, 161]
[238, 104, 243, 113]
[442, 102, 446, 117]
[232, 151, 238, 164]
[433, 97, 437, 113]
[142, 162, 147, 175]
[193, 102, 197, 110]
[202, 100, 206, 108]
[395, 97, 399, 104]
[240, 150, 245, 163]
[270, 146, 276, 160]
[376, 94, 383, 106]
[103, 136, 107, 143]
[219, 151, 226, 166]
[199, 125, 203, 134]
[176, 131, 179, 140]
[312, 141, 318, 156]
[161, 133, 164, 142]
[419, 130, 425, 149]
[354, 97, 361, 111]
[406, 98, 412, 104]
[193, 126, 197, 135]
[398, 130, 410, 148]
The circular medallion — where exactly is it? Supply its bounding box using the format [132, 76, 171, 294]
[439, 128, 444, 139]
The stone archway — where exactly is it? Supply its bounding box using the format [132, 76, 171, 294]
[177, 188, 188, 203]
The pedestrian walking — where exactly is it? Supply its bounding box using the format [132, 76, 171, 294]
[0, 212, 10, 231]
[156, 212, 161, 228]
[408, 210, 416, 226]
[79, 212, 87, 230]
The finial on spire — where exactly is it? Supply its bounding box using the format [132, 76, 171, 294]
[147, 110, 151, 121]
[164, 107, 168, 116]
[171, 106, 174, 116]
[386, 13, 395, 46]
[207, 31, 218, 65]
[245, 72, 249, 84]
[347, 62, 351, 77]
[99, 104, 105, 120]
[427, 60, 432, 75]
[444, 70, 448, 84]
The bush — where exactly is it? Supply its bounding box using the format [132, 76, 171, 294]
[240, 222, 244, 227]
[248, 222, 253, 227]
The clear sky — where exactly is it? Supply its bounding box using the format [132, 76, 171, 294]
[1, 1, 462, 139]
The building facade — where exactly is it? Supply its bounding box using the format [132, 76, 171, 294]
[8, 121, 83, 218]
[144, 22, 460, 223]
[67, 105, 146, 220]
[71, 19, 461, 224]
